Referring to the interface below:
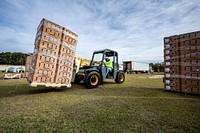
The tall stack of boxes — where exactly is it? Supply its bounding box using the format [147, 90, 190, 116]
[164, 31, 200, 94]
[28, 18, 78, 87]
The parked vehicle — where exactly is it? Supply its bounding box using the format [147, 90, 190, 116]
[7, 67, 16, 73]
[0, 69, 6, 72]
[17, 67, 25, 73]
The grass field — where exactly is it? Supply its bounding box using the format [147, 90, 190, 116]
[0, 72, 199, 133]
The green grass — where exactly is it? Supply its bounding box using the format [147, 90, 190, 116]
[0, 72, 199, 133]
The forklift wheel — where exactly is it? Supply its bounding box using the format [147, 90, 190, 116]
[115, 72, 125, 84]
[84, 71, 101, 89]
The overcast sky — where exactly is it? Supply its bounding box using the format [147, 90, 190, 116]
[0, 0, 200, 63]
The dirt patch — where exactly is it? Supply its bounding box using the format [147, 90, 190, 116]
[139, 75, 164, 79]
[149, 75, 164, 78]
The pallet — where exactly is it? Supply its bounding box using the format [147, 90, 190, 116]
[30, 82, 71, 88]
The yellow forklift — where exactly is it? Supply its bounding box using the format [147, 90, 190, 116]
[72, 49, 125, 89]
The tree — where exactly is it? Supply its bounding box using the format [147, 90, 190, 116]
[0, 52, 29, 65]
[149, 62, 164, 72]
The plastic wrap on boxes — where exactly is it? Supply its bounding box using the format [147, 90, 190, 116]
[165, 62, 170, 66]
[165, 68, 170, 72]
[165, 50, 170, 54]
[165, 86, 170, 90]
[166, 80, 170, 84]
[165, 44, 170, 49]
[165, 56, 170, 60]
[166, 74, 170, 78]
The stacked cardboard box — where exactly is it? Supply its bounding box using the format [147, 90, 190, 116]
[28, 18, 78, 87]
[25, 55, 32, 77]
[164, 31, 200, 94]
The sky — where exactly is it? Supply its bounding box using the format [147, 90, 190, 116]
[0, 0, 200, 63]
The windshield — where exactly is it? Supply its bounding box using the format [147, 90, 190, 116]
[91, 53, 103, 66]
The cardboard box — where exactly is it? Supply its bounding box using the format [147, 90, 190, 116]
[170, 85, 181, 92]
[38, 25, 62, 39]
[181, 85, 199, 94]
[36, 39, 60, 56]
[196, 31, 200, 38]
[192, 86, 199, 93]
[181, 85, 192, 93]
[37, 18, 63, 33]
[35, 31, 61, 45]
[189, 32, 196, 39]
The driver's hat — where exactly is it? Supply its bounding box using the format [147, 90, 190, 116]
[105, 57, 110, 61]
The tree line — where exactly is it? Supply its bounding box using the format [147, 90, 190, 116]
[149, 62, 164, 72]
[0, 52, 29, 65]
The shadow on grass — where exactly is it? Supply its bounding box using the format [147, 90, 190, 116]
[0, 83, 87, 98]
[101, 81, 116, 84]
[1, 82, 198, 99]
[27, 87, 64, 94]
[164, 90, 200, 97]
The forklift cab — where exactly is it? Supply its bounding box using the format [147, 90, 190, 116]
[90, 49, 118, 80]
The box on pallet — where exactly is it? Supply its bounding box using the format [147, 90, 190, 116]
[181, 85, 200, 94]
[28, 18, 78, 87]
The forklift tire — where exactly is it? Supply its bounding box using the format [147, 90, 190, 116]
[115, 71, 125, 84]
[84, 71, 101, 89]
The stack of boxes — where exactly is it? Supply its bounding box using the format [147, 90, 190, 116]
[25, 55, 32, 77]
[164, 31, 200, 94]
[27, 18, 78, 87]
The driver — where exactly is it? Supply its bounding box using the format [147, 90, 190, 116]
[105, 57, 113, 77]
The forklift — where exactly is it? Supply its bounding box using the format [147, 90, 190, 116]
[72, 49, 125, 89]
